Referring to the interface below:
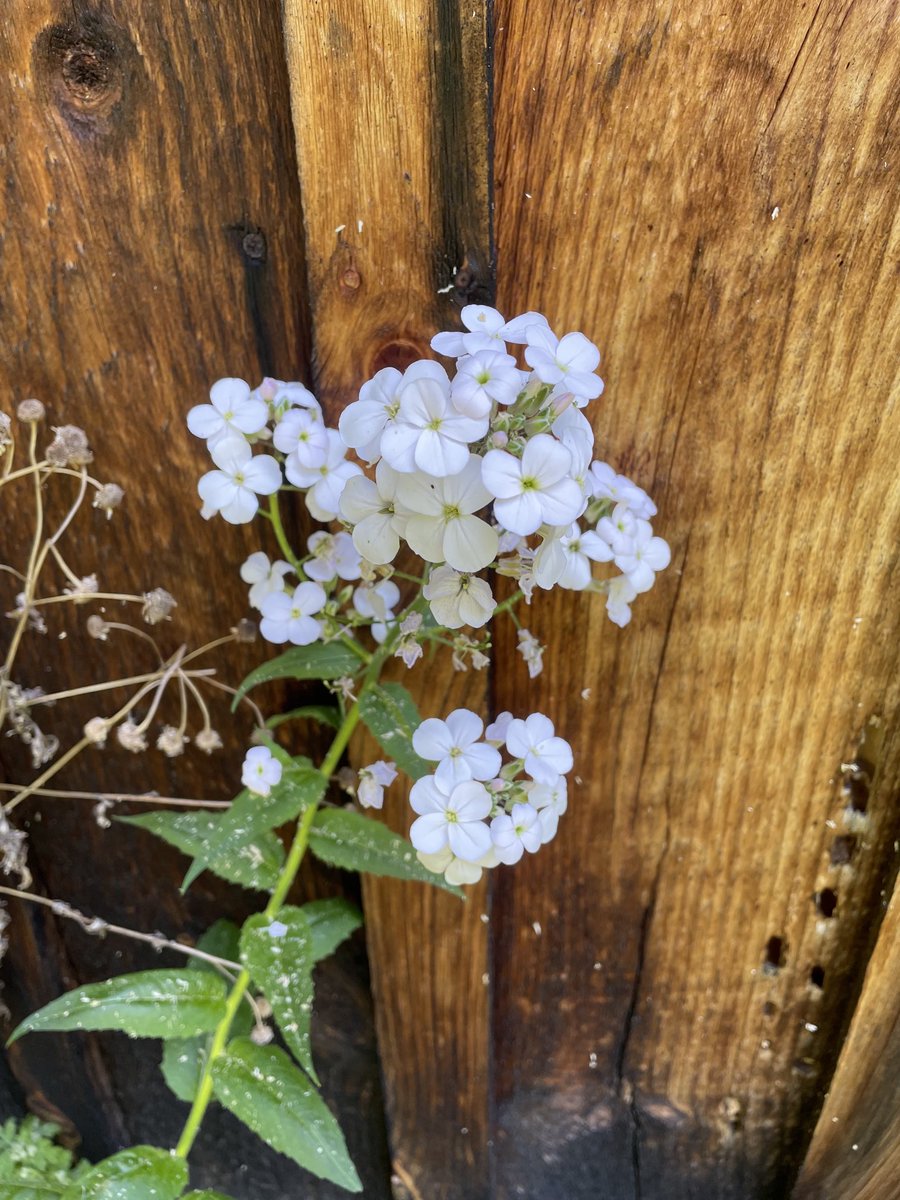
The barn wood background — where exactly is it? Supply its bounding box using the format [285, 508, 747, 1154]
[1, 1, 898, 1198]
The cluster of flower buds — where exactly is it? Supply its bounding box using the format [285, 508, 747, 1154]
[187, 305, 670, 640]
[406, 708, 571, 885]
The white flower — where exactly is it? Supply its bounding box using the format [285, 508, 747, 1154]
[197, 437, 282, 524]
[423, 566, 495, 629]
[537, 522, 613, 591]
[499, 310, 551, 345]
[358, 760, 398, 809]
[187, 378, 268, 446]
[416, 844, 499, 886]
[380, 361, 488, 477]
[481, 434, 584, 536]
[589, 462, 657, 519]
[409, 776, 493, 862]
[353, 579, 401, 642]
[272, 406, 329, 473]
[240, 552, 293, 610]
[451, 350, 523, 418]
[614, 521, 671, 593]
[490, 803, 542, 864]
[597, 502, 639, 555]
[523, 328, 603, 403]
[258, 378, 321, 420]
[340, 460, 405, 565]
[606, 574, 637, 627]
[395, 455, 498, 572]
[505, 714, 573, 784]
[528, 776, 568, 843]
[286, 428, 362, 519]
[305, 530, 361, 582]
[412, 709, 501, 789]
[259, 581, 327, 645]
[242, 746, 283, 797]
[431, 304, 509, 357]
[485, 711, 514, 745]
[338, 367, 403, 462]
[516, 628, 544, 678]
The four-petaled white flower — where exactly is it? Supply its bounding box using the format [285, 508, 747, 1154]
[589, 462, 657, 519]
[490, 802, 543, 864]
[286, 428, 362, 520]
[528, 777, 569, 844]
[340, 460, 405, 565]
[259, 581, 327, 645]
[352, 579, 401, 642]
[380, 361, 487, 477]
[431, 304, 509, 358]
[524, 327, 604, 403]
[240, 551, 293, 610]
[417, 844, 499, 885]
[273, 406, 329, 474]
[305, 530, 361, 582]
[338, 367, 403, 463]
[505, 713, 573, 784]
[242, 746, 283, 797]
[450, 350, 524, 418]
[409, 775, 493, 863]
[395, 455, 498, 572]
[606, 574, 638, 627]
[188, 378, 268, 447]
[423, 566, 495, 629]
[412, 708, 502, 789]
[614, 520, 672, 593]
[481, 434, 584, 536]
[358, 760, 398, 809]
[197, 437, 282, 524]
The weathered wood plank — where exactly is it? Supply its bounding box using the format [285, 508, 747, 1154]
[0, 4, 390, 1195]
[492, 1, 900, 1196]
[792, 884, 900, 1200]
[280, 2, 494, 1195]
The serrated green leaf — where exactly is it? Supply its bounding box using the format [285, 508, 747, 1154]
[358, 683, 430, 780]
[302, 898, 363, 962]
[266, 705, 341, 731]
[9, 970, 228, 1044]
[159, 921, 253, 1105]
[240, 908, 317, 1082]
[232, 643, 364, 708]
[121, 809, 284, 894]
[308, 809, 463, 896]
[59, 1147, 187, 1200]
[211, 1039, 361, 1192]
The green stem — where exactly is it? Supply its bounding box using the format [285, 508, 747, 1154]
[268, 492, 303, 573]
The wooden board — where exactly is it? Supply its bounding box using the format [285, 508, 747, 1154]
[0, 4, 390, 1195]
[491, 0, 900, 1196]
[280, 2, 494, 1195]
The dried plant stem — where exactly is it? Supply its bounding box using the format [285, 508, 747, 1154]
[0, 783, 231, 809]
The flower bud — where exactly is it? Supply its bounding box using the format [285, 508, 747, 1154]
[142, 588, 177, 624]
[195, 728, 223, 754]
[17, 399, 45, 423]
[156, 726, 187, 758]
[117, 720, 148, 754]
[46, 425, 93, 467]
[93, 482, 124, 517]
[86, 614, 110, 640]
[83, 717, 109, 745]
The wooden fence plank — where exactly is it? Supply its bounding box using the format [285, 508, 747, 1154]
[280, 3, 494, 1196]
[492, 1, 900, 1197]
[792, 886, 900, 1200]
[0, 4, 390, 1195]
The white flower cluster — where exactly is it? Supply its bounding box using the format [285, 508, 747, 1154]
[409, 708, 571, 886]
[187, 305, 670, 640]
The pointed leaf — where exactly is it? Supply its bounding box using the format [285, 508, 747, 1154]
[211, 1039, 362, 1192]
[9, 970, 228, 1044]
[302, 898, 363, 962]
[266, 704, 341, 731]
[308, 809, 463, 896]
[232, 643, 364, 708]
[121, 808, 284, 893]
[240, 908, 317, 1081]
[60, 1146, 186, 1200]
[358, 682, 430, 780]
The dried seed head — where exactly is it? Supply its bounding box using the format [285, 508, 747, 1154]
[234, 618, 257, 643]
[86, 614, 110, 640]
[116, 720, 148, 754]
[64, 574, 99, 601]
[46, 425, 93, 467]
[156, 726, 186, 758]
[16, 398, 45, 423]
[93, 482, 124, 517]
[0, 412, 12, 449]
[142, 588, 176, 625]
[83, 716, 110, 746]
[194, 728, 223, 754]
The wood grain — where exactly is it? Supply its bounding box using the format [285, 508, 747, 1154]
[0, 4, 389, 1195]
[280, 2, 494, 1195]
[492, 1, 900, 1196]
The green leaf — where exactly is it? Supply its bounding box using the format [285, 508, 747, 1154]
[211, 1039, 361, 1192]
[159, 921, 253, 1105]
[302, 898, 363, 962]
[266, 704, 341, 731]
[240, 908, 317, 1082]
[308, 809, 463, 896]
[358, 682, 430, 780]
[121, 808, 284, 893]
[0, 1116, 89, 1198]
[182, 1193, 237, 1200]
[233, 643, 364, 708]
[9, 970, 228, 1044]
[60, 1146, 186, 1200]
